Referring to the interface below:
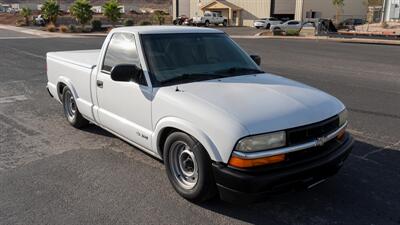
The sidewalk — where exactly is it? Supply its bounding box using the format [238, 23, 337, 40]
[0, 24, 107, 38]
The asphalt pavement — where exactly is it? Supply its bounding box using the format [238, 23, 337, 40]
[0, 28, 399, 225]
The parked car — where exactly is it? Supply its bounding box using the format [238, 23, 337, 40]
[173, 15, 189, 25]
[338, 18, 366, 30]
[34, 14, 46, 26]
[46, 26, 353, 203]
[271, 20, 302, 32]
[253, 17, 282, 29]
[193, 11, 228, 27]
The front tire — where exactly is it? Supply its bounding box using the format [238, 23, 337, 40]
[62, 87, 89, 128]
[163, 132, 217, 202]
[205, 20, 210, 27]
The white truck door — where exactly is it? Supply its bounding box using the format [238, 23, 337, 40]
[96, 32, 153, 150]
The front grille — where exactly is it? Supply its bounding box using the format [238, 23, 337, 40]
[286, 116, 339, 146]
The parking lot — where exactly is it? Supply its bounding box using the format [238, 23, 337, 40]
[0, 28, 399, 225]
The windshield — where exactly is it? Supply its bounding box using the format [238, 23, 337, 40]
[141, 33, 262, 86]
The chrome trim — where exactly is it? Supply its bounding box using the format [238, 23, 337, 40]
[232, 121, 348, 160]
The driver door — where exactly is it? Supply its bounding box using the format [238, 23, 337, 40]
[96, 32, 153, 150]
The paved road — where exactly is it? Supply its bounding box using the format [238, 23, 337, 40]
[0, 28, 399, 225]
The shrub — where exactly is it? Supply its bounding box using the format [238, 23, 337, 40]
[91, 20, 102, 31]
[285, 29, 300, 36]
[59, 25, 69, 32]
[124, 19, 134, 26]
[152, 10, 166, 25]
[68, 24, 77, 32]
[46, 23, 56, 32]
[140, 21, 152, 26]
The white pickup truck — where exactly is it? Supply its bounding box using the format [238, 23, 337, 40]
[46, 26, 353, 203]
[193, 11, 228, 27]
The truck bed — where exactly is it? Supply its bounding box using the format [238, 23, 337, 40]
[46, 49, 101, 122]
[47, 49, 100, 69]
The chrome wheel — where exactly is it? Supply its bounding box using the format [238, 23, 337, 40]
[63, 90, 76, 121]
[169, 141, 198, 190]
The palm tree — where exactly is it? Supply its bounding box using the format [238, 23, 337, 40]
[102, 0, 122, 27]
[332, 0, 345, 24]
[70, 0, 93, 30]
[41, 0, 60, 25]
[20, 7, 32, 26]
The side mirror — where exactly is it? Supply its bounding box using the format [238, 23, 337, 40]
[111, 64, 142, 82]
[250, 55, 261, 66]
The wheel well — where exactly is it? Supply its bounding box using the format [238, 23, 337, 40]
[57, 82, 67, 100]
[158, 127, 180, 159]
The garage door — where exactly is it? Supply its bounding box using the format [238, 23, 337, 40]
[273, 0, 296, 14]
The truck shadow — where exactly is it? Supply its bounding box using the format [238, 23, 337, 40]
[195, 139, 400, 225]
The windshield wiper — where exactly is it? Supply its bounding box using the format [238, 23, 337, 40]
[215, 67, 264, 75]
[159, 73, 229, 86]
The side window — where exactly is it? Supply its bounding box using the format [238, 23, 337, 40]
[102, 33, 140, 72]
[102, 33, 147, 85]
[288, 21, 299, 25]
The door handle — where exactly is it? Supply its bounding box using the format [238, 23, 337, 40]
[97, 80, 103, 88]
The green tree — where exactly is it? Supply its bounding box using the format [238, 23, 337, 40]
[152, 10, 166, 25]
[332, 0, 344, 24]
[102, 0, 122, 27]
[69, 0, 93, 29]
[41, 0, 59, 25]
[20, 7, 32, 25]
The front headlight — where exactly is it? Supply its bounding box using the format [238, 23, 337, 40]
[235, 131, 286, 152]
[339, 109, 348, 126]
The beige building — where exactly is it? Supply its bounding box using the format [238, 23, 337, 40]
[173, 0, 367, 26]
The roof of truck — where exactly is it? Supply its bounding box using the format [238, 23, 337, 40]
[111, 26, 224, 34]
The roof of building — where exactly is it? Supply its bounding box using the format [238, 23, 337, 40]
[201, 0, 242, 10]
[112, 25, 224, 34]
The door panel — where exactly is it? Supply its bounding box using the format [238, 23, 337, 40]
[96, 33, 153, 150]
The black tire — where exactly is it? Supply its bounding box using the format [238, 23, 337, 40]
[62, 86, 89, 129]
[163, 132, 217, 202]
[205, 20, 210, 27]
[223, 20, 227, 27]
[266, 23, 271, 29]
[255, 26, 260, 29]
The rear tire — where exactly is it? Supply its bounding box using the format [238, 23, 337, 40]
[223, 20, 227, 27]
[62, 86, 89, 129]
[205, 20, 210, 27]
[163, 132, 217, 202]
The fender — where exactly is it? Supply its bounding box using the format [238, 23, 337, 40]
[56, 76, 79, 103]
[152, 117, 222, 162]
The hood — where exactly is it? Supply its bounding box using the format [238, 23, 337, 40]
[175, 73, 345, 135]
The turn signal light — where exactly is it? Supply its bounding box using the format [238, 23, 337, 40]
[336, 128, 346, 141]
[228, 154, 286, 168]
